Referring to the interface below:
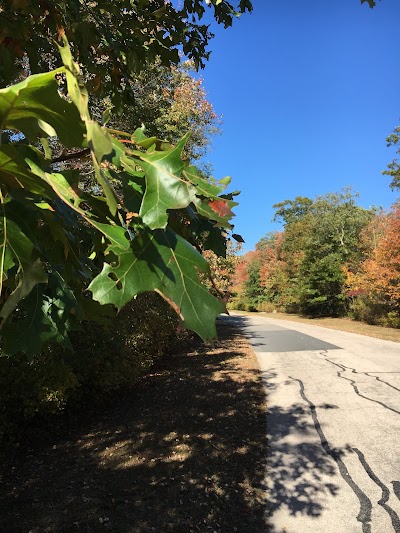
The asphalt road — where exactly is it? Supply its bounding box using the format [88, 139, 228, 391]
[227, 313, 400, 533]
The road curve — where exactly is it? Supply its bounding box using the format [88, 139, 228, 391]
[225, 312, 400, 533]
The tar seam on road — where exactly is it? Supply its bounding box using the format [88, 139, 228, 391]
[393, 482, 400, 501]
[321, 356, 400, 416]
[322, 358, 400, 394]
[290, 376, 372, 533]
[353, 448, 400, 533]
[364, 373, 400, 394]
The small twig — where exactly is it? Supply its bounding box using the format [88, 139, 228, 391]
[208, 273, 227, 300]
[119, 139, 137, 145]
[51, 148, 90, 163]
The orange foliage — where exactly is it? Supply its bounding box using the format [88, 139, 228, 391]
[231, 250, 260, 295]
[346, 202, 400, 305]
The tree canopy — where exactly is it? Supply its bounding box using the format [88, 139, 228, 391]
[382, 125, 400, 190]
[0, 0, 252, 107]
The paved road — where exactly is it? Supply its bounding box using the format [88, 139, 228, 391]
[228, 313, 400, 533]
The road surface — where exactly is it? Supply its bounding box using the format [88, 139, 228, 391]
[227, 313, 400, 533]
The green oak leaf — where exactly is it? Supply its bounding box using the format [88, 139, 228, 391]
[26, 163, 115, 236]
[87, 121, 119, 216]
[0, 198, 48, 324]
[134, 133, 198, 229]
[0, 259, 48, 327]
[0, 68, 85, 147]
[105, 169, 144, 216]
[0, 144, 52, 196]
[2, 273, 78, 356]
[88, 227, 226, 342]
[183, 165, 227, 197]
[131, 126, 158, 149]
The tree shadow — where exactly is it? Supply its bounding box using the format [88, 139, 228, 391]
[225, 315, 352, 531]
[0, 316, 354, 532]
[265, 399, 350, 520]
[0, 321, 268, 533]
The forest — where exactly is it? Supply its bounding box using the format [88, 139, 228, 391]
[230, 188, 400, 328]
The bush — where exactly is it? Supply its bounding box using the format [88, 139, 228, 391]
[227, 298, 261, 312]
[66, 293, 178, 399]
[256, 301, 276, 313]
[0, 293, 180, 446]
[0, 347, 80, 445]
[348, 296, 387, 325]
[378, 311, 400, 329]
[227, 298, 246, 311]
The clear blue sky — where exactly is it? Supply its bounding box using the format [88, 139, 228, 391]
[198, 0, 400, 252]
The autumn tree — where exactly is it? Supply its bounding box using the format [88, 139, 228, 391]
[229, 250, 261, 308]
[346, 202, 400, 323]
[232, 189, 373, 317]
[106, 59, 222, 162]
[295, 190, 372, 315]
[272, 196, 313, 227]
[202, 241, 242, 298]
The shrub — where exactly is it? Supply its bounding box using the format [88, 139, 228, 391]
[0, 293, 180, 446]
[348, 296, 387, 325]
[227, 298, 246, 311]
[378, 311, 400, 329]
[66, 293, 178, 399]
[256, 301, 276, 313]
[0, 347, 79, 445]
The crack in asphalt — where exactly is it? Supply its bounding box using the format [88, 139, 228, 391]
[353, 448, 400, 532]
[393, 482, 400, 501]
[290, 376, 372, 533]
[321, 355, 400, 416]
[320, 355, 400, 393]
[364, 373, 400, 394]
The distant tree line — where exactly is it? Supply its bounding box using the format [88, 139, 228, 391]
[231, 188, 400, 328]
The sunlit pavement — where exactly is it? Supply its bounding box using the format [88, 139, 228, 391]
[226, 312, 400, 533]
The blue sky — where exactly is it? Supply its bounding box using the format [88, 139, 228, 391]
[198, 0, 400, 251]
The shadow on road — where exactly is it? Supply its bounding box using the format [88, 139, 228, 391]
[265, 395, 349, 518]
[224, 314, 351, 531]
[1, 315, 353, 532]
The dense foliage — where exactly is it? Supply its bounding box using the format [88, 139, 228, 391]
[0, 38, 243, 356]
[0, 293, 182, 444]
[231, 190, 400, 326]
[0, 0, 252, 108]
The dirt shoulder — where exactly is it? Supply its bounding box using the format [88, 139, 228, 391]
[0, 320, 267, 533]
[232, 310, 400, 343]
